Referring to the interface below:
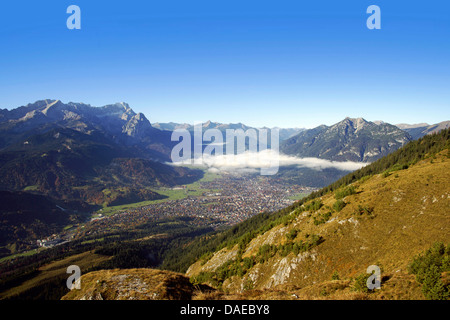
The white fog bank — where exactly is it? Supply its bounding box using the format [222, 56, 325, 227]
[170, 149, 368, 174]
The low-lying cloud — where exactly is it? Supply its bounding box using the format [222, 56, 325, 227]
[171, 149, 368, 174]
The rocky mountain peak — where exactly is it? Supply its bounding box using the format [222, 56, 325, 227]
[202, 120, 213, 128]
[0, 100, 160, 149]
[340, 117, 368, 128]
[281, 117, 412, 162]
[122, 112, 153, 138]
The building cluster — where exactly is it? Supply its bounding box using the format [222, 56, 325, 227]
[36, 235, 67, 248]
[60, 175, 316, 241]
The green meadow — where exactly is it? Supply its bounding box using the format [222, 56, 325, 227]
[97, 170, 222, 216]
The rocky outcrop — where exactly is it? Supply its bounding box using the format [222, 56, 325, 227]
[62, 268, 197, 300]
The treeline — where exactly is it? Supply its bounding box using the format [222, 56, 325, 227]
[162, 199, 327, 273]
[160, 207, 316, 273]
[160, 212, 275, 272]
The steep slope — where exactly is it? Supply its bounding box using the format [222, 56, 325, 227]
[281, 118, 412, 162]
[186, 150, 449, 298]
[181, 129, 449, 299]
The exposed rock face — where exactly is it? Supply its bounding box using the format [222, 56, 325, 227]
[122, 112, 153, 138]
[265, 251, 317, 289]
[0, 99, 155, 148]
[186, 246, 239, 277]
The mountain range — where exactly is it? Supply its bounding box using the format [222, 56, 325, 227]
[1, 100, 448, 201]
[0, 99, 174, 159]
[2, 100, 447, 163]
[154, 118, 449, 163]
[153, 121, 305, 141]
[0, 100, 204, 211]
[280, 117, 412, 162]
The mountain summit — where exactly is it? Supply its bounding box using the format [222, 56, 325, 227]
[0, 100, 157, 148]
[281, 117, 412, 162]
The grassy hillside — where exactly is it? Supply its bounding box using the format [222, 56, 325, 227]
[173, 129, 449, 269]
[185, 148, 449, 299]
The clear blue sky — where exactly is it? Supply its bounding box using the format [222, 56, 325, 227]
[0, 0, 449, 128]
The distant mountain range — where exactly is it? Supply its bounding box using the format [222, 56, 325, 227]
[153, 121, 305, 141]
[280, 117, 412, 162]
[395, 121, 450, 140]
[153, 120, 253, 132]
[2, 100, 446, 163]
[154, 119, 449, 163]
[1, 100, 448, 199]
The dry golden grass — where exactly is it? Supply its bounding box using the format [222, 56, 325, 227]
[187, 152, 450, 299]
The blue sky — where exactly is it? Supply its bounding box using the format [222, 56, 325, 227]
[0, 0, 449, 128]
